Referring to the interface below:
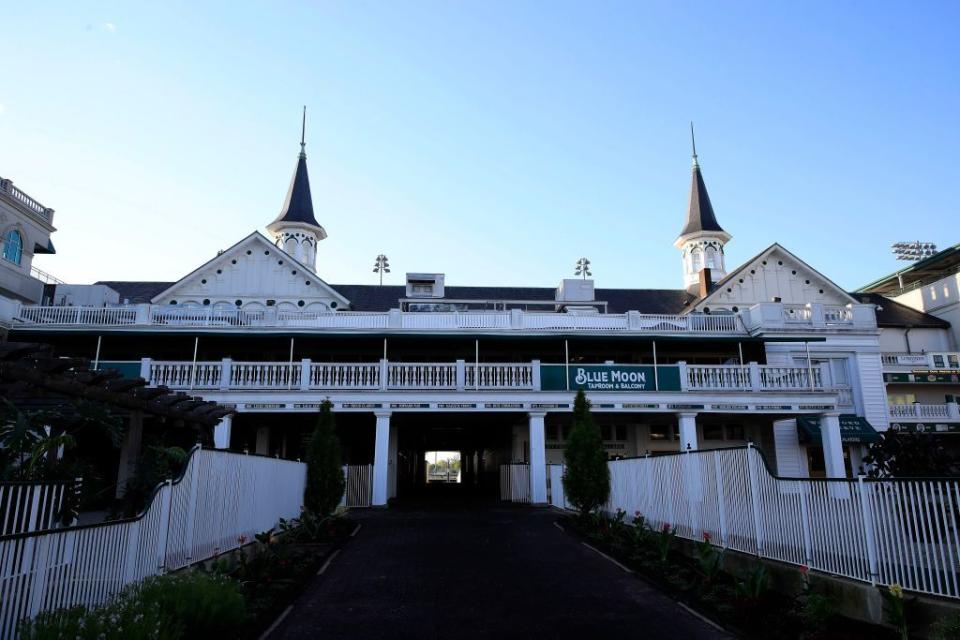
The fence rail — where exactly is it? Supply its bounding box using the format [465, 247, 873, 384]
[340, 465, 372, 507]
[0, 448, 306, 639]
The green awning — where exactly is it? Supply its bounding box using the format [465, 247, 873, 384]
[797, 415, 881, 444]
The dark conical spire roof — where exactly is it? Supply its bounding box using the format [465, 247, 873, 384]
[678, 124, 726, 239]
[271, 107, 321, 229]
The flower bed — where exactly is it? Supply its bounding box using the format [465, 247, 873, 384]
[560, 510, 897, 640]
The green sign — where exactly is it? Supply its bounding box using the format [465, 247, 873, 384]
[540, 364, 681, 392]
[884, 372, 960, 384]
[796, 415, 881, 444]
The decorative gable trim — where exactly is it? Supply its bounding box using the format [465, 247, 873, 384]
[689, 243, 858, 312]
[150, 231, 350, 310]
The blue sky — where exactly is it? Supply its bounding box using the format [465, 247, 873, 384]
[1, 1, 957, 290]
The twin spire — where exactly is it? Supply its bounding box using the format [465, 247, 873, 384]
[271, 106, 321, 229]
[677, 122, 728, 241]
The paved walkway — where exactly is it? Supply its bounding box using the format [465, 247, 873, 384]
[271, 502, 728, 639]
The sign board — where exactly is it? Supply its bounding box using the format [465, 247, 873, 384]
[890, 422, 960, 434]
[540, 364, 681, 392]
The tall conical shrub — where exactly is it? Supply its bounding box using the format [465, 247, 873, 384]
[303, 400, 345, 516]
[563, 389, 610, 517]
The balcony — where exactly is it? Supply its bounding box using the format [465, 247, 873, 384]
[12, 301, 882, 336]
[888, 403, 960, 422]
[882, 352, 960, 371]
[128, 359, 830, 394]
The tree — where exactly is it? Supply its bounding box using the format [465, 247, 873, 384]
[563, 389, 610, 517]
[863, 431, 959, 478]
[303, 400, 345, 516]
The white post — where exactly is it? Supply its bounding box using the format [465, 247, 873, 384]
[214, 415, 233, 449]
[746, 443, 765, 556]
[140, 357, 152, 384]
[819, 413, 846, 478]
[300, 358, 311, 391]
[156, 479, 174, 571]
[528, 412, 548, 504]
[220, 357, 232, 391]
[749, 361, 761, 392]
[798, 484, 814, 566]
[379, 358, 389, 391]
[948, 401, 960, 420]
[455, 359, 466, 391]
[373, 412, 392, 506]
[677, 360, 689, 392]
[182, 448, 201, 562]
[857, 475, 880, 585]
[677, 412, 699, 451]
[531, 359, 541, 391]
[93, 335, 102, 370]
[388, 421, 399, 499]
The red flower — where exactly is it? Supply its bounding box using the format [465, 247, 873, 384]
[799, 564, 810, 575]
[661, 523, 672, 533]
[702, 532, 712, 542]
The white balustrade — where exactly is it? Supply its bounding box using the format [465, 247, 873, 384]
[309, 363, 381, 390]
[387, 363, 457, 389]
[466, 363, 534, 389]
[758, 365, 822, 391]
[0, 448, 306, 638]
[824, 306, 853, 324]
[230, 362, 299, 389]
[783, 305, 813, 322]
[685, 364, 752, 390]
[889, 403, 954, 420]
[0, 179, 53, 221]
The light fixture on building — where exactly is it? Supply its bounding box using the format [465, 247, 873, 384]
[575, 257, 592, 280]
[373, 253, 390, 285]
[891, 241, 937, 261]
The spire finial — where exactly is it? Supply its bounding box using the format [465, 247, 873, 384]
[300, 105, 307, 156]
[690, 121, 698, 167]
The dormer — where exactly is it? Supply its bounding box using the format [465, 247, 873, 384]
[406, 273, 445, 299]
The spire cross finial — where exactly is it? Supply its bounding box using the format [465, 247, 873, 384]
[300, 105, 307, 155]
[690, 121, 698, 167]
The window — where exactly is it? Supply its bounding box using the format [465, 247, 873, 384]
[725, 424, 745, 440]
[546, 424, 559, 441]
[703, 424, 724, 440]
[2, 230, 22, 265]
[649, 424, 672, 441]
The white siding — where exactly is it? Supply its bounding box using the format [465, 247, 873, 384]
[856, 351, 889, 430]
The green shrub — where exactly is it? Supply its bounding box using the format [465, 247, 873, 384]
[930, 613, 960, 640]
[303, 400, 346, 516]
[19, 572, 244, 640]
[134, 572, 246, 639]
[562, 390, 610, 517]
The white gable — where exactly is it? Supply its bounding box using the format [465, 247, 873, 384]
[691, 244, 857, 312]
[151, 232, 350, 312]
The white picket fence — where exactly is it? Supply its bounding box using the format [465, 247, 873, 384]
[0, 481, 80, 536]
[607, 447, 960, 599]
[0, 447, 306, 639]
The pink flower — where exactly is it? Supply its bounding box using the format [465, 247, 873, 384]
[799, 564, 809, 575]
[702, 532, 712, 542]
[634, 511, 641, 516]
[662, 523, 672, 533]
[238, 535, 248, 545]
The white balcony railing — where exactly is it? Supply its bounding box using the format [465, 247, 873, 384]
[888, 403, 960, 421]
[684, 364, 824, 392]
[142, 359, 829, 395]
[882, 352, 960, 370]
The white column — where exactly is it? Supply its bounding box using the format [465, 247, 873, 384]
[677, 412, 699, 451]
[388, 419, 399, 499]
[214, 415, 233, 449]
[820, 412, 846, 478]
[528, 412, 548, 504]
[372, 412, 392, 506]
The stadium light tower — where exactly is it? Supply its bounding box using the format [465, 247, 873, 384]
[373, 253, 390, 285]
[574, 257, 592, 280]
[891, 241, 938, 262]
